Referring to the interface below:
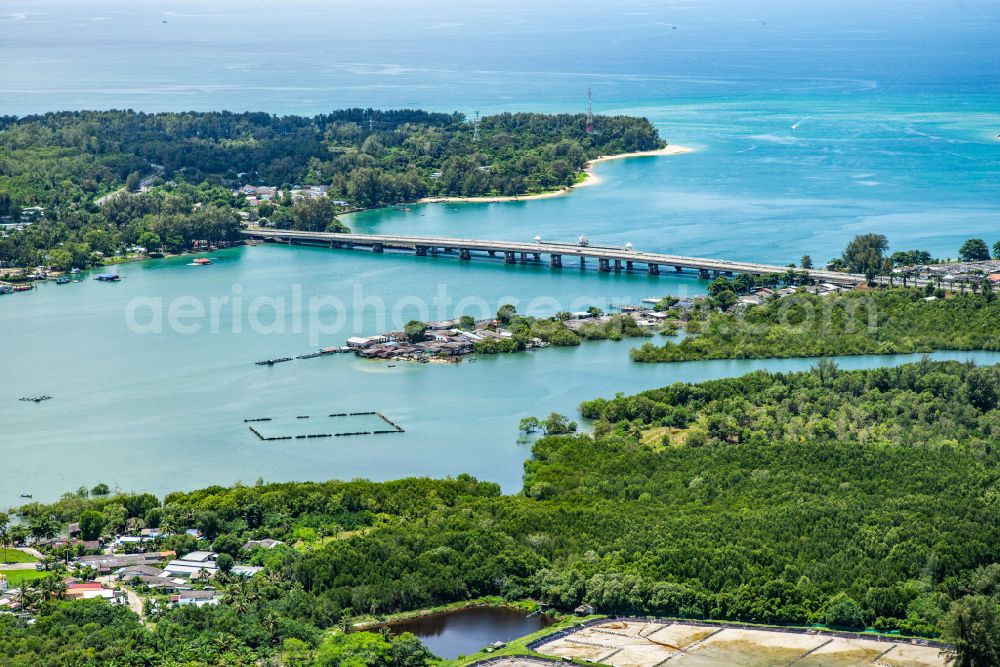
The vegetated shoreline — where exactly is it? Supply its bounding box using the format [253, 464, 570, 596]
[350, 597, 544, 631]
[415, 144, 693, 204]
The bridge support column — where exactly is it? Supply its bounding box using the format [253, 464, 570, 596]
[675, 265, 683, 272]
[698, 268, 710, 279]
[416, 246, 428, 257]
[329, 240, 336, 248]
[579, 257, 586, 269]
[598, 258, 611, 272]
[459, 248, 471, 260]
[504, 251, 516, 264]
[614, 259, 622, 271]
[372, 243, 384, 253]
[533, 253, 540, 261]
[487, 250, 496, 257]
[648, 263, 660, 275]
[520, 252, 528, 262]
[551, 254, 562, 268]
[626, 260, 634, 270]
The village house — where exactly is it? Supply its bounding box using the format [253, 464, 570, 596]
[243, 538, 284, 550]
[171, 589, 221, 607]
[162, 550, 219, 579]
[66, 582, 127, 605]
[75, 550, 175, 575]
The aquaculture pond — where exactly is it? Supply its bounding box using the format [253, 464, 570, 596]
[386, 606, 556, 659]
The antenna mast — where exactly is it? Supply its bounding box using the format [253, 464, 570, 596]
[586, 88, 594, 135]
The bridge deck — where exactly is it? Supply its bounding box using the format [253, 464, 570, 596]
[242, 229, 865, 285]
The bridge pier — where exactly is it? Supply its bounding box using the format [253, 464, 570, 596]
[551, 254, 562, 268]
[675, 265, 683, 272]
[459, 248, 471, 260]
[504, 251, 516, 264]
[579, 257, 586, 269]
[698, 268, 710, 279]
[487, 250, 496, 257]
[533, 252, 541, 261]
[626, 260, 634, 271]
[372, 243, 384, 253]
[416, 246, 428, 257]
[520, 252, 528, 262]
[614, 259, 622, 272]
[648, 263, 660, 275]
[598, 258, 610, 272]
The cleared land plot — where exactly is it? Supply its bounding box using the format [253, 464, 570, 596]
[535, 621, 945, 667]
[482, 660, 554, 667]
[881, 643, 947, 667]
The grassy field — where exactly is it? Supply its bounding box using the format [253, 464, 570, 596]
[0, 548, 38, 565]
[0, 569, 46, 586]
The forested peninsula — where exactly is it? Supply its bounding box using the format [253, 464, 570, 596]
[4, 360, 999, 664]
[0, 109, 663, 268]
[632, 288, 1000, 363]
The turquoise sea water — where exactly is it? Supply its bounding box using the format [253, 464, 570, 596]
[1, 0, 999, 504]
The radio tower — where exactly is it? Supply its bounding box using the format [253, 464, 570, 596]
[585, 88, 594, 135]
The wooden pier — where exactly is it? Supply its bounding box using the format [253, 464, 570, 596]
[242, 228, 868, 285]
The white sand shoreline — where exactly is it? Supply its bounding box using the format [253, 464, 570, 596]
[415, 144, 693, 204]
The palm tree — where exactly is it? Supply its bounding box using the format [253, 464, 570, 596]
[16, 582, 42, 613]
[0, 512, 10, 564]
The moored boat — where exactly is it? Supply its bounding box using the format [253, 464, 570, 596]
[95, 274, 122, 282]
[193, 258, 213, 265]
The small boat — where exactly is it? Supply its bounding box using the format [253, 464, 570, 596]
[193, 258, 213, 265]
[19, 493, 32, 499]
[95, 274, 121, 282]
[69, 268, 80, 274]
[12, 284, 35, 292]
[55, 276, 71, 284]
[387, 364, 396, 367]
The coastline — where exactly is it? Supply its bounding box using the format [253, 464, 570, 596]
[416, 144, 693, 204]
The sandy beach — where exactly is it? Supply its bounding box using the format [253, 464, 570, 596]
[416, 144, 692, 204]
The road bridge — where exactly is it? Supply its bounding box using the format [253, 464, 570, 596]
[242, 228, 868, 285]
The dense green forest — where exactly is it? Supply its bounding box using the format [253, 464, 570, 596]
[6, 360, 999, 664]
[0, 109, 662, 269]
[632, 288, 1000, 362]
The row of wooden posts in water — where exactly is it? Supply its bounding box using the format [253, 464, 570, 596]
[244, 411, 404, 441]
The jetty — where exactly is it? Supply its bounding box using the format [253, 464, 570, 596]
[242, 228, 867, 285]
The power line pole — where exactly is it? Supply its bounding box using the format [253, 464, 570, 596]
[586, 88, 594, 135]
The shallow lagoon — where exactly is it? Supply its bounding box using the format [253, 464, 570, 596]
[3, 241, 1000, 507]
